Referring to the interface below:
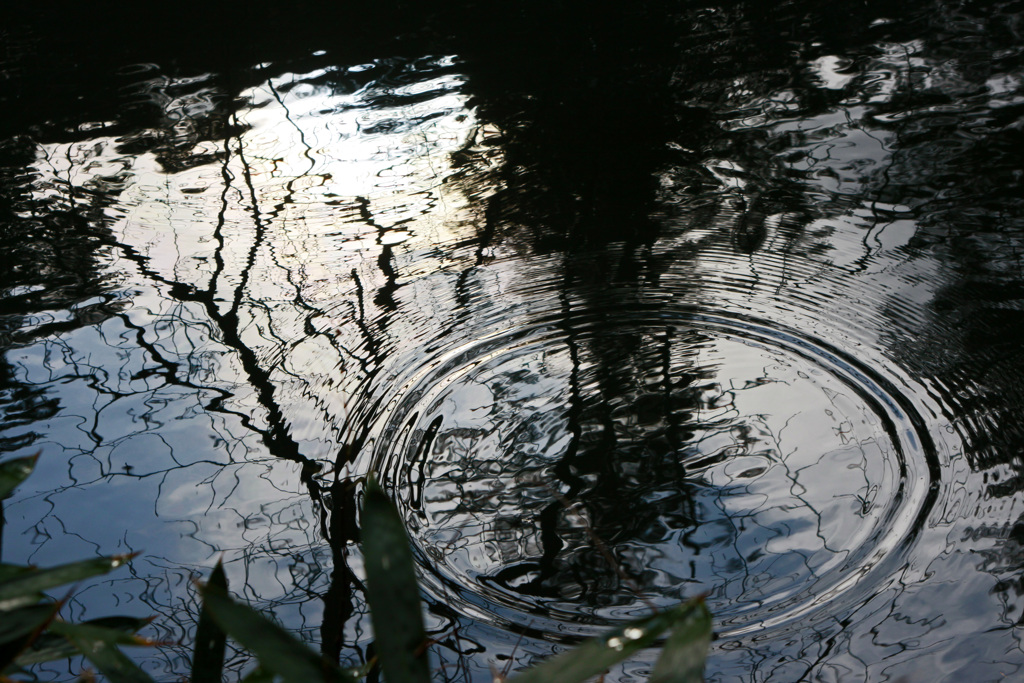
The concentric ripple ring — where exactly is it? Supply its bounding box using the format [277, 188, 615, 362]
[369, 309, 938, 640]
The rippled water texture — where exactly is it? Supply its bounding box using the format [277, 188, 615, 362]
[3, 2, 1024, 681]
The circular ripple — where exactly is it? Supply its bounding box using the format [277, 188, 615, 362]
[370, 310, 936, 638]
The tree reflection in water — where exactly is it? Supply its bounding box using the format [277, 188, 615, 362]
[1, 1, 1024, 680]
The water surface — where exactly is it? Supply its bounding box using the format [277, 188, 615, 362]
[2, 2, 1024, 681]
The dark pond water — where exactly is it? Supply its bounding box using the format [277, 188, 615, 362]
[3, 2, 1024, 680]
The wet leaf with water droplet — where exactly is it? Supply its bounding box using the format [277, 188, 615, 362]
[0, 555, 135, 612]
[651, 598, 712, 683]
[507, 597, 710, 683]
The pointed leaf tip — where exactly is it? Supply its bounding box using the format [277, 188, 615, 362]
[508, 597, 711, 683]
[199, 583, 354, 683]
[0, 454, 40, 501]
[48, 622, 156, 683]
[191, 562, 229, 683]
[361, 478, 430, 683]
[650, 598, 713, 683]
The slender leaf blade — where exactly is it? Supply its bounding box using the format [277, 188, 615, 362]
[344, 659, 376, 680]
[48, 621, 155, 648]
[0, 455, 38, 501]
[0, 603, 55, 641]
[361, 476, 430, 683]
[14, 617, 153, 668]
[0, 555, 133, 611]
[508, 599, 707, 683]
[191, 561, 228, 683]
[200, 583, 353, 683]
[0, 603, 56, 672]
[650, 598, 713, 683]
[240, 665, 276, 683]
[0, 564, 35, 582]
[49, 622, 155, 683]
[0, 592, 44, 611]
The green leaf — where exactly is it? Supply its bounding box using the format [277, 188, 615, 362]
[200, 583, 353, 683]
[191, 561, 228, 683]
[650, 598, 713, 683]
[48, 620, 153, 648]
[240, 665, 277, 683]
[0, 591, 44, 611]
[0, 603, 56, 642]
[0, 564, 36, 582]
[0, 555, 133, 611]
[0, 603, 57, 672]
[508, 598, 709, 683]
[48, 621, 155, 683]
[0, 455, 38, 501]
[361, 476, 430, 683]
[343, 659, 376, 680]
[12, 616, 152, 668]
